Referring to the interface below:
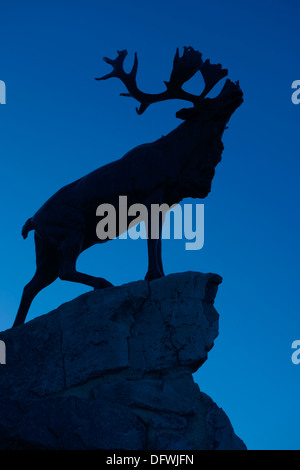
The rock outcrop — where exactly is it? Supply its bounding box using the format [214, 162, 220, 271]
[0, 271, 246, 450]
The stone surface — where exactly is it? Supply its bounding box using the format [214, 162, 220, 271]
[0, 271, 246, 450]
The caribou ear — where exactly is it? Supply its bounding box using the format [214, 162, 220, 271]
[176, 107, 200, 120]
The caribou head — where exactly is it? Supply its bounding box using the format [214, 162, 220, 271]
[96, 47, 243, 200]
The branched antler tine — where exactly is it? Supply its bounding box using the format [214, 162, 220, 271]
[172, 47, 180, 72]
[103, 56, 114, 65]
[95, 50, 143, 102]
[95, 47, 228, 115]
[95, 72, 114, 81]
[166, 47, 203, 91]
[95, 49, 157, 113]
[129, 52, 138, 79]
[119, 52, 138, 98]
[95, 49, 128, 81]
[136, 102, 150, 115]
[199, 59, 228, 98]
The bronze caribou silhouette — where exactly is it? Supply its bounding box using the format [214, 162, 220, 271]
[13, 47, 243, 327]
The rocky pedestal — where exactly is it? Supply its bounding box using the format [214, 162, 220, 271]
[0, 271, 246, 450]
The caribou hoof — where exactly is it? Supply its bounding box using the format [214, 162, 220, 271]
[144, 270, 164, 282]
[94, 278, 114, 290]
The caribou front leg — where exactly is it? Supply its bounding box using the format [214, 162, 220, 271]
[145, 208, 165, 281]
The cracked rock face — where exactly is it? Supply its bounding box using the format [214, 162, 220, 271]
[0, 271, 246, 450]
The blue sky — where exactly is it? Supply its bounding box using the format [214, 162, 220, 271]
[1, 0, 299, 450]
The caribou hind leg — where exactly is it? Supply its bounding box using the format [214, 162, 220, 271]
[58, 235, 113, 289]
[13, 234, 59, 327]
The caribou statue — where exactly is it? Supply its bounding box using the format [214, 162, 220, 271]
[13, 47, 243, 327]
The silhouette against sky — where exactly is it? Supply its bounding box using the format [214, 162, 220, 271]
[1, 0, 299, 450]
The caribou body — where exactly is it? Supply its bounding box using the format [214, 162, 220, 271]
[13, 47, 243, 327]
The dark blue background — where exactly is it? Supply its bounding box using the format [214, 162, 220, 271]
[1, 0, 299, 449]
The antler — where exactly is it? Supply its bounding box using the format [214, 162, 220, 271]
[95, 47, 228, 115]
